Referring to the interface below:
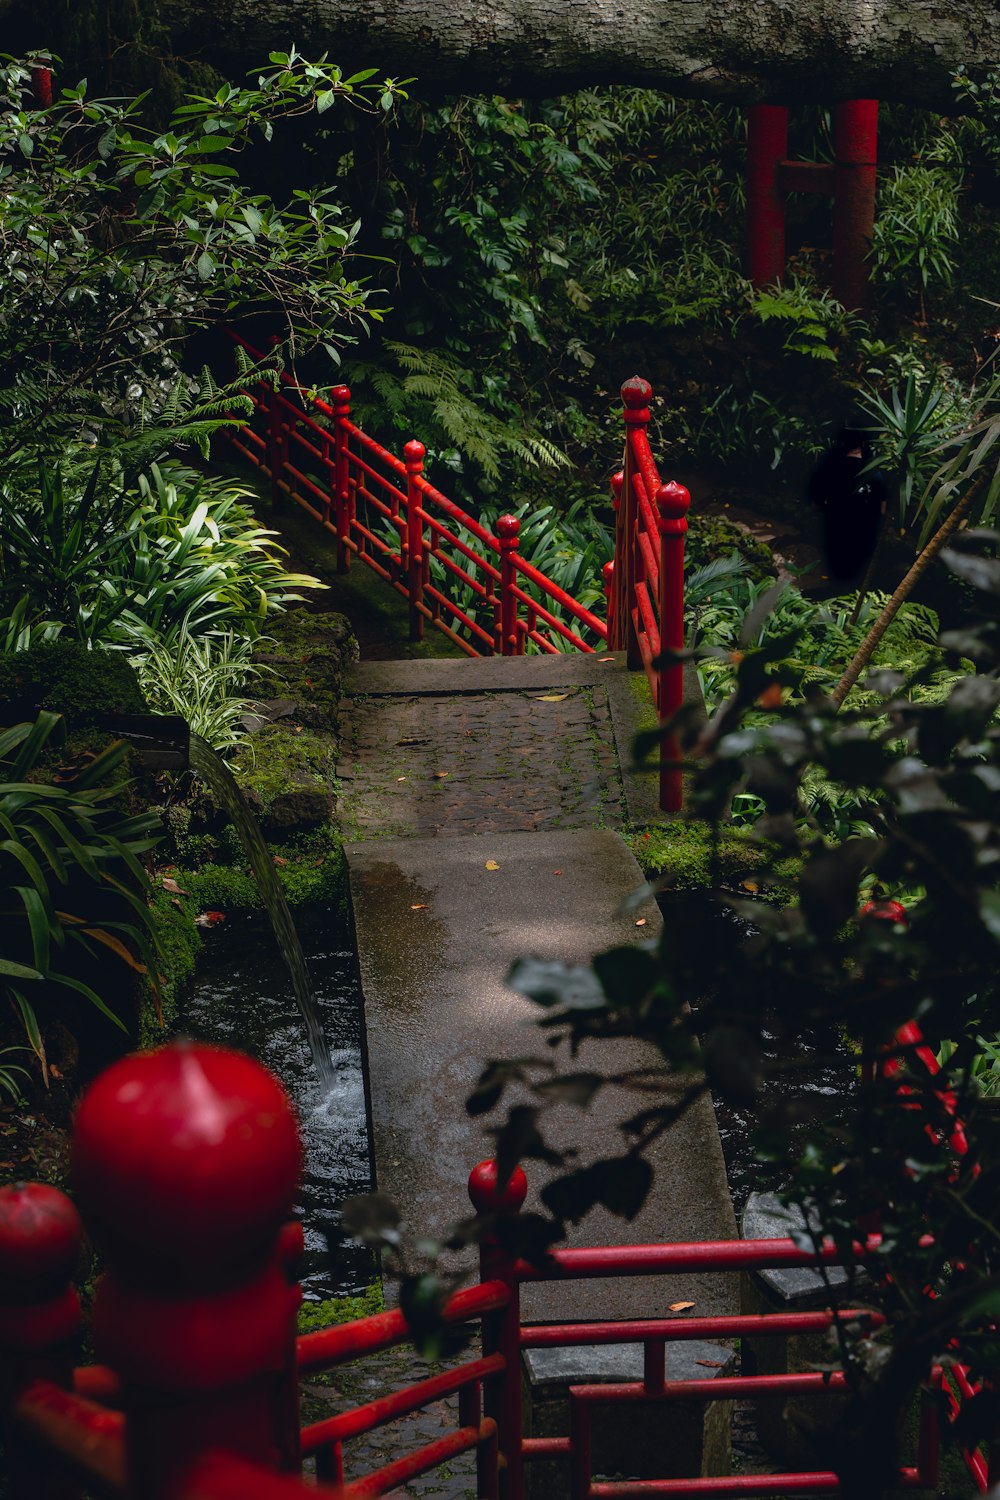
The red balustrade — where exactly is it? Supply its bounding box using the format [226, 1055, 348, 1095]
[218, 338, 689, 811]
[2, 1042, 989, 1498]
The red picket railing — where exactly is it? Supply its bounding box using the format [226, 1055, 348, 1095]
[1, 1042, 991, 1500]
[217, 339, 688, 811]
[607, 377, 690, 812]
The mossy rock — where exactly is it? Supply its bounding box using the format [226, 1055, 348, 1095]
[0, 642, 146, 725]
[231, 724, 338, 837]
[686, 513, 774, 583]
[628, 819, 800, 892]
[250, 609, 358, 734]
[140, 889, 203, 1047]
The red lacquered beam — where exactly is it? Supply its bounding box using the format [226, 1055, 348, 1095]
[592, 1475, 837, 1496]
[301, 1353, 505, 1453]
[523, 1436, 572, 1459]
[628, 435, 661, 515]
[73, 1365, 122, 1404]
[520, 1310, 881, 1347]
[515, 1237, 882, 1280]
[514, 557, 609, 637]
[508, 584, 598, 652]
[340, 1420, 493, 1499]
[424, 587, 498, 643]
[297, 1280, 509, 1372]
[423, 518, 503, 579]
[571, 1371, 848, 1403]
[173, 1450, 324, 1499]
[344, 423, 409, 477]
[16, 1379, 125, 1489]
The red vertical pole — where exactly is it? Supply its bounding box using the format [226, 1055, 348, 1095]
[469, 1161, 528, 1500]
[620, 378, 652, 671]
[31, 67, 53, 108]
[602, 560, 615, 647]
[657, 480, 690, 814]
[331, 384, 352, 573]
[0, 1184, 83, 1500]
[832, 100, 878, 310]
[746, 105, 789, 287]
[610, 471, 625, 651]
[71, 1044, 304, 1499]
[497, 515, 522, 657]
[405, 440, 426, 642]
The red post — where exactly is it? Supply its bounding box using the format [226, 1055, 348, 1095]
[746, 105, 789, 287]
[620, 378, 652, 671]
[71, 1043, 305, 1499]
[832, 100, 878, 310]
[331, 385, 352, 573]
[405, 440, 426, 642]
[31, 67, 53, 108]
[657, 480, 690, 814]
[497, 515, 522, 657]
[0, 1184, 83, 1499]
[265, 337, 287, 510]
[468, 1161, 528, 1500]
[610, 471, 625, 652]
[602, 560, 615, 647]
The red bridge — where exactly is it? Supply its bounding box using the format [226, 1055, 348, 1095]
[0, 1042, 991, 1498]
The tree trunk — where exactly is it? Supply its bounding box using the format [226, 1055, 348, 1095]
[30, 0, 1000, 108]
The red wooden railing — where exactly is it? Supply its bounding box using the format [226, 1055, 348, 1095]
[608, 377, 690, 812]
[0, 1042, 990, 1499]
[217, 339, 688, 811]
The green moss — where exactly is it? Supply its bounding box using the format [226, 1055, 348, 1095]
[0, 642, 146, 724]
[627, 819, 800, 891]
[231, 725, 337, 824]
[140, 889, 202, 1046]
[297, 1281, 384, 1333]
[686, 513, 773, 583]
[250, 608, 359, 731]
[163, 822, 347, 914]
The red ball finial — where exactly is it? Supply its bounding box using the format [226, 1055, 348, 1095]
[657, 481, 691, 522]
[404, 439, 425, 469]
[497, 515, 520, 547]
[330, 384, 351, 407]
[0, 1184, 82, 1286]
[72, 1044, 302, 1273]
[620, 376, 652, 407]
[468, 1159, 528, 1214]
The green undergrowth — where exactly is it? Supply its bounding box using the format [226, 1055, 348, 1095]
[140, 889, 203, 1047]
[0, 641, 147, 723]
[298, 1280, 384, 1333]
[162, 822, 347, 912]
[628, 819, 800, 894]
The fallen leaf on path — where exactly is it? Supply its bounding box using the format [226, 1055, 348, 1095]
[485, 860, 500, 871]
[742, 879, 759, 893]
[598, 656, 615, 662]
[668, 1301, 696, 1312]
[533, 693, 571, 702]
[398, 737, 428, 746]
[635, 917, 647, 927]
[397, 776, 408, 782]
[553, 870, 562, 875]
[161, 876, 189, 895]
[433, 771, 449, 779]
[696, 1360, 724, 1368]
[410, 904, 428, 910]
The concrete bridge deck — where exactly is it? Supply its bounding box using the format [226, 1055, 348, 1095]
[339, 651, 737, 1323]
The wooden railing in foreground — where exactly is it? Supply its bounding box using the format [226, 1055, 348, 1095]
[0, 1041, 991, 1499]
[217, 338, 688, 811]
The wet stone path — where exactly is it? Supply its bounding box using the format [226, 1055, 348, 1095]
[337, 684, 623, 840]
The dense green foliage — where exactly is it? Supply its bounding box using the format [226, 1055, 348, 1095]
[0, 641, 146, 720]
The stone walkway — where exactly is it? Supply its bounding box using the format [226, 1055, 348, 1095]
[313, 650, 748, 1497]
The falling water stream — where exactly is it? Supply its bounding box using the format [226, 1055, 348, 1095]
[187, 734, 336, 1090]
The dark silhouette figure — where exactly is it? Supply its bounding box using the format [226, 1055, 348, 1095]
[808, 428, 887, 584]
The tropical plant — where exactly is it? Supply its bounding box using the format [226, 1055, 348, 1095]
[0, 460, 322, 651]
[749, 280, 859, 362]
[0, 712, 162, 1080]
[134, 632, 267, 755]
[871, 164, 961, 318]
[0, 1045, 31, 1103]
[0, 48, 409, 465]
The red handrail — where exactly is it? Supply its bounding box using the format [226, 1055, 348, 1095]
[217, 338, 688, 810]
[0, 1043, 991, 1498]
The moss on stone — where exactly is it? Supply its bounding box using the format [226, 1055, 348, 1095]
[140, 889, 202, 1046]
[627, 819, 800, 891]
[230, 724, 338, 837]
[297, 1280, 384, 1333]
[164, 822, 348, 915]
[686, 513, 773, 582]
[251, 608, 358, 733]
[0, 642, 146, 724]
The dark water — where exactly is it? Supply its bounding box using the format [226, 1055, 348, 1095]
[657, 892, 856, 1217]
[180, 905, 375, 1297]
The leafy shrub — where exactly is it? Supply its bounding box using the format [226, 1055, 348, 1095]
[872, 164, 961, 309]
[0, 713, 161, 1080]
[135, 633, 266, 756]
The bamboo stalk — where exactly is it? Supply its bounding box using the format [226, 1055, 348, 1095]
[831, 473, 988, 709]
